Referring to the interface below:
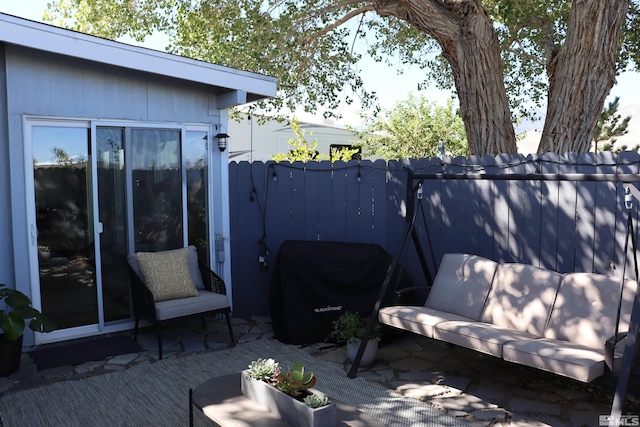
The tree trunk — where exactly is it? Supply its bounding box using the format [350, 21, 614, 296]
[538, 0, 630, 154]
[376, 1, 517, 156]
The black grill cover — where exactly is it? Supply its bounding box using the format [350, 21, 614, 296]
[269, 240, 411, 345]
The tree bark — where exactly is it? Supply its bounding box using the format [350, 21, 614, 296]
[374, 0, 517, 156]
[538, 0, 631, 154]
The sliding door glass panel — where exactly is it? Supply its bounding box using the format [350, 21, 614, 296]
[33, 126, 98, 329]
[185, 131, 209, 264]
[131, 129, 183, 252]
[96, 127, 130, 322]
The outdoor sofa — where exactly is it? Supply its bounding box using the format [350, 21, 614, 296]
[378, 253, 637, 383]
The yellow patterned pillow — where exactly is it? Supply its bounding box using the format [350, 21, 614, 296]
[135, 248, 199, 301]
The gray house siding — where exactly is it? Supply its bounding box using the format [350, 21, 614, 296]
[0, 43, 15, 292]
[5, 46, 218, 123]
[3, 44, 226, 306]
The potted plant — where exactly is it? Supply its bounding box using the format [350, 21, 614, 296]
[0, 283, 56, 376]
[328, 311, 383, 366]
[241, 358, 336, 427]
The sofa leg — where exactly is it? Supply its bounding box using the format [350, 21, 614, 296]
[225, 312, 234, 342]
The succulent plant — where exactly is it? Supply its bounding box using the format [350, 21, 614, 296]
[303, 393, 329, 408]
[246, 358, 280, 383]
[276, 361, 317, 396]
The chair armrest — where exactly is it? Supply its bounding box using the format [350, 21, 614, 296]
[127, 264, 157, 319]
[199, 262, 228, 295]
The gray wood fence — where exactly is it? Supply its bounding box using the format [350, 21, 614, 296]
[229, 151, 640, 317]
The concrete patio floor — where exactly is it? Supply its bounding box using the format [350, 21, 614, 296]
[0, 316, 638, 427]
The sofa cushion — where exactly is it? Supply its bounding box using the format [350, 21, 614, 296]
[135, 248, 199, 301]
[378, 306, 474, 339]
[433, 321, 540, 357]
[425, 253, 498, 320]
[544, 273, 637, 349]
[503, 338, 605, 383]
[154, 289, 230, 320]
[128, 245, 204, 290]
[480, 263, 561, 336]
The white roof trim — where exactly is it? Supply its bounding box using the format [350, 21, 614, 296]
[0, 13, 277, 102]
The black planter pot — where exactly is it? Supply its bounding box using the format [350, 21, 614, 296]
[0, 334, 23, 377]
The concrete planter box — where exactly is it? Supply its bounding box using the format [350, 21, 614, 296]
[240, 370, 336, 427]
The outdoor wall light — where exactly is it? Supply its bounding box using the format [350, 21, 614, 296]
[215, 131, 230, 152]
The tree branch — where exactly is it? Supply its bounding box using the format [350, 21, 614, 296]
[302, 5, 376, 45]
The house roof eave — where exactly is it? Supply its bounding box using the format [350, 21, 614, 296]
[0, 13, 278, 104]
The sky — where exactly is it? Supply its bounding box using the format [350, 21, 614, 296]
[1, 0, 638, 129]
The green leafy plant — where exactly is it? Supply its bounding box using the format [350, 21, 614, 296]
[328, 311, 383, 344]
[0, 284, 56, 341]
[246, 357, 280, 384]
[276, 361, 317, 396]
[303, 393, 329, 408]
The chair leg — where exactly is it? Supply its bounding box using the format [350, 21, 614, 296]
[189, 388, 194, 427]
[225, 312, 234, 342]
[156, 322, 163, 360]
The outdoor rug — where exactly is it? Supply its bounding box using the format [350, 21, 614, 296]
[0, 338, 470, 427]
[29, 335, 142, 371]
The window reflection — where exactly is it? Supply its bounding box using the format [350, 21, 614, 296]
[131, 129, 183, 252]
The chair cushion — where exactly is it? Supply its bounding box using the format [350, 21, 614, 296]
[502, 338, 605, 383]
[378, 306, 474, 339]
[154, 290, 230, 320]
[135, 247, 199, 301]
[128, 245, 204, 290]
[480, 263, 561, 336]
[425, 253, 498, 320]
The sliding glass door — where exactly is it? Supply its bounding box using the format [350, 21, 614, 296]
[30, 121, 212, 340]
[33, 126, 98, 329]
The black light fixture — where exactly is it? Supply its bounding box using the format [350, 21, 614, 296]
[215, 126, 229, 152]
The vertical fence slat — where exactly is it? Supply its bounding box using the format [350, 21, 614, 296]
[575, 153, 598, 273]
[522, 154, 542, 266]
[289, 161, 306, 240]
[317, 161, 334, 241]
[331, 160, 348, 241]
[594, 152, 619, 275]
[304, 161, 320, 241]
[371, 159, 389, 249]
[616, 151, 640, 280]
[556, 152, 579, 273]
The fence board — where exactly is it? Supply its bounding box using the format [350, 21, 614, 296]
[593, 152, 619, 275]
[371, 159, 389, 249]
[316, 161, 334, 240]
[345, 160, 363, 242]
[304, 162, 320, 241]
[575, 153, 598, 273]
[331, 161, 348, 242]
[522, 155, 542, 266]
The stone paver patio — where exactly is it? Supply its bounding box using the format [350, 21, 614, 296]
[0, 316, 638, 427]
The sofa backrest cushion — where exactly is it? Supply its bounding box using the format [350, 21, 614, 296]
[425, 253, 498, 320]
[544, 272, 637, 348]
[480, 263, 562, 336]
